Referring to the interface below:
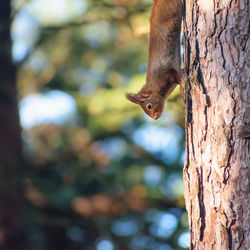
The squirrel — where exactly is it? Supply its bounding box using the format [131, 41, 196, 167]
[126, 0, 182, 120]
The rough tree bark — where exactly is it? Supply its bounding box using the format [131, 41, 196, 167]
[0, 1, 29, 249]
[183, 0, 249, 249]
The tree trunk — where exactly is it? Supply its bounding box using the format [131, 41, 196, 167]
[0, 1, 29, 249]
[183, 0, 249, 249]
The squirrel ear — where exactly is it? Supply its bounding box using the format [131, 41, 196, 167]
[126, 93, 144, 105]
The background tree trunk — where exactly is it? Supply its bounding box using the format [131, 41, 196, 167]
[0, 1, 29, 249]
[183, 0, 249, 249]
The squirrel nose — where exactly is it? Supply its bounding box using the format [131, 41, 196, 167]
[153, 114, 160, 120]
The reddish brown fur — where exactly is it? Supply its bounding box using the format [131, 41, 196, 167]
[126, 0, 182, 120]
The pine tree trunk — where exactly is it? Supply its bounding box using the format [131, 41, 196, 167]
[0, 1, 29, 249]
[183, 0, 249, 249]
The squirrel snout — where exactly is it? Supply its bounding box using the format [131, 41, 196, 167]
[152, 114, 160, 120]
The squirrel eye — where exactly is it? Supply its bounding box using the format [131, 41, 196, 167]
[146, 103, 152, 110]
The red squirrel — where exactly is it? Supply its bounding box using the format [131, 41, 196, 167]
[126, 0, 182, 120]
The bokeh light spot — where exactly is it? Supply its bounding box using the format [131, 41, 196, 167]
[149, 212, 178, 239]
[20, 90, 77, 128]
[178, 231, 190, 248]
[161, 173, 184, 199]
[133, 125, 183, 164]
[112, 219, 138, 236]
[144, 165, 162, 186]
[27, 0, 87, 24]
[96, 239, 114, 250]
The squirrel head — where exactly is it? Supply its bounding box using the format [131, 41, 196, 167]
[126, 91, 165, 120]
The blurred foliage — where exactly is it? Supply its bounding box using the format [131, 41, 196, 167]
[12, 0, 187, 249]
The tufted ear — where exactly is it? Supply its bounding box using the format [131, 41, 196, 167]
[126, 93, 145, 105]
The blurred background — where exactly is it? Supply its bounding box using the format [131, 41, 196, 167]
[1, 0, 188, 249]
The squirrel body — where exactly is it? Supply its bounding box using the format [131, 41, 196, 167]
[126, 0, 182, 120]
